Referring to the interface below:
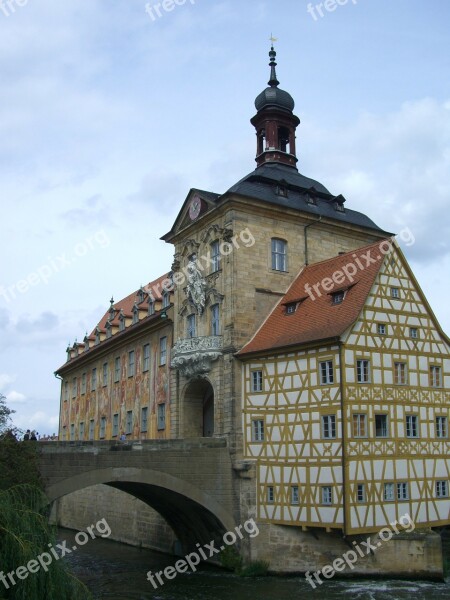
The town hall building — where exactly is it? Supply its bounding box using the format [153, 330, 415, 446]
[56, 46, 450, 575]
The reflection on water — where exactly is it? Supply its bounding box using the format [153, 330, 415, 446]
[61, 528, 450, 600]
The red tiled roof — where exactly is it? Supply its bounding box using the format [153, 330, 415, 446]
[238, 240, 390, 356]
[90, 273, 170, 335]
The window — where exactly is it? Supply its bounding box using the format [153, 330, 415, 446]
[377, 323, 386, 335]
[331, 291, 345, 305]
[397, 482, 409, 501]
[406, 415, 419, 438]
[410, 327, 418, 339]
[357, 484, 366, 503]
[271, 238, 287, 272]
[394, 362, 407, 385]
[430, 365, 442, 388]
[89, 419, 95, 441]
[285, 302, 297, 315]
[143, 344, 150, 372]
[81, 372, 86, 395]
[187, 314, 196, 338]
[251, 370, 263, 392]
[162, 292, 170, 308]
[383, 483, 395, 501]
[128, 350, 135, 377]
[211, 304, 220, 336]
[267, 486, 274, 504]
[252, 419, 264, 442]
[126, 411, 133, 435]
[356, 359, 370, 383]
[112, 414, 119, 437]
[62, 426, 67, 441]
[70, 424, 75, 441]
[211, 240, 221, 273]
[91, 368, 97, 391]
[100, 417, 106, 439]
[102, 362, 108, 387]
[321, 486, 332, 505]
[72, 377, 77, 398]
[141, 407, 148, 432]
[64, 381, 69, 402]
[353, 414, 367, 438]
[132, 306, 139, 325]
[114, 357, 120, 383]
[391, 287, 400, 299]
[79, 422, 85, 440]
[436, 416, 448, 439]
[436, 480, 448, 498]
[160, 337, 167, 366]
[119, 315, 125, 332]
[157, 404, 166, 430]
[322, 415, 336, 439]
[148, 300, 155, 316]
[375, 414, 389, 438]
[276, 184, 288, 197]
[291, 486, 299, 505]
[320, 360, 334, 385]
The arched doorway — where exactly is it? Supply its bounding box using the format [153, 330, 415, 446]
[183, 380, 215, 438]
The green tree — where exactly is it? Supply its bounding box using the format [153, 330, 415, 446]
[0, 394, 15, 436]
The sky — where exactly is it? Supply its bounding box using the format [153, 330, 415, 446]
[1, 0, 449, 436]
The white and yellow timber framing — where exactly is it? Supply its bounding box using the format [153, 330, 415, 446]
[241, 244, 450, 534]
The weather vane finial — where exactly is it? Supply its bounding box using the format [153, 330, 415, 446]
[269, 33, 278, 47]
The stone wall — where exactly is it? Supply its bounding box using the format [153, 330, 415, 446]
[53, 484, 176, 554]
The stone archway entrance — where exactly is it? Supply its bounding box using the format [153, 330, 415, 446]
[183, 380, 215, 438]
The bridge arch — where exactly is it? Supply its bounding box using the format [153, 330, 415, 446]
[46, 467, 236, 554]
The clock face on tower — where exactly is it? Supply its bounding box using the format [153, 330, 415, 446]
[189, 195, 202, 220]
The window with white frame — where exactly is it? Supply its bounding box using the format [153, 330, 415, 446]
[377, 323, 386, 335]
[141, 407, 148, 432]
[157, 404, 166, 430]
[160, 337, 167, 366]
[319, 360, 334, 384]
[211, 240, 221, 273]
[89, 419, 95, 441]
[271, 238, 287, 272]
[128, 350, 135, 377]
[394, 362, 407, 385]
[410, 327, 418, 339]
[391, 287, 400, 299]
[353, 414, 367, 437]
[102, 362, 108, 387]
[126, 410, 133, 435]
[397, 482, 409, 500]
[322, 415, 336, 439]
[100, 417, 106, 439]
[291, 486, 299, 505]
[383, 482, 395, 501]
[321, 486, 332, 505]
[436, 480, 448, 498]
[406, 415, 419, 438]
[187, 314, 196, 338]
[252, 419, 264, 442]
[430, 365, 442, 388]
[356, 359, 370, 383]
[143, 344, 150, 372]
[266, 486, 274, 503]
[357, 483, 366, 502]
[211, 304, 220, 336]
[251, 370, 263, 392]
[91, 368, 97, 391]
[436, 416, 448, 438]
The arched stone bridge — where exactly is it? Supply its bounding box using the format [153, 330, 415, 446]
[38, 438, 237, 553]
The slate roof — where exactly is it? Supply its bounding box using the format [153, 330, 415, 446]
[225, 163, 388, 233]
[238, 241, 388, 356]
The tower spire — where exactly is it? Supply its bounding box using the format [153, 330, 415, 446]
[268, 44, 279, 88]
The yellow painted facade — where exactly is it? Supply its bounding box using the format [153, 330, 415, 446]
[242, 246, 450, 534]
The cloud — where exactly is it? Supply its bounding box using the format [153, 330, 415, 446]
[6, 391, 26, 404]
[0, 374, 16, 392]
[15, 311, 59, 334]
[12, 410, 59, 435]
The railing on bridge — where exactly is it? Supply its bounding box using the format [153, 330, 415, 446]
[38, 437, 228, 454]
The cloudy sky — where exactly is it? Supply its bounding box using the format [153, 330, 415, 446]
[1, 0, 449, 435]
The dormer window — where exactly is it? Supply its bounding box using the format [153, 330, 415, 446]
[306, 194, 316, 205]
[276, 183, 288, 198]
[132, 303, 139, 325]
[137, 287, 147, 304]
[119, 310, 126, 332]
[332, 290, 345, 305]
[84, 336, 89, 352]
[335, 202, 345, 213]
[105, 322, 112, 339]
[162, 292, 170, 309]
[285, 302, 297, 315]
[148, 300, 155, 316]
[95, 328, 100, 345]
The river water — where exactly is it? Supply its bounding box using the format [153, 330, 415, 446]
[61, 528, 450, 600]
